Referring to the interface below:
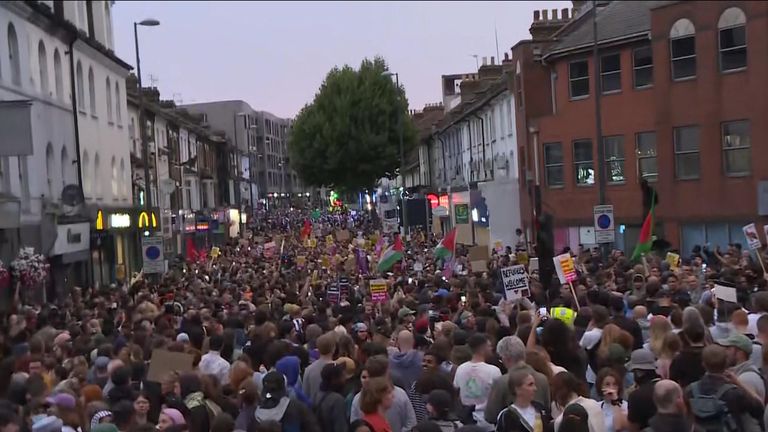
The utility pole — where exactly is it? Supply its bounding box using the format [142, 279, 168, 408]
[592, 0, 610, 257]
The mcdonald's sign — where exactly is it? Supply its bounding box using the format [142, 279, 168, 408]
[137, 210, 158, 229]
[95, 210, 105, 231]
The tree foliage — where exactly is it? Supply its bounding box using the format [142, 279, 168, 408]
[289, 56, 417, 192]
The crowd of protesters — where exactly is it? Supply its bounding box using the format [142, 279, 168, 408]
[1, 207, 768, 432]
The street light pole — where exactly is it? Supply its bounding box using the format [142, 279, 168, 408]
[134, 20, 160, 216]
[592, 0, 610, 256]
[383, 71, 408, 236]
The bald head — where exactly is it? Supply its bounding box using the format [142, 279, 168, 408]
[632, 305, 648, 320]
[653, 380, 682, 414]
[397, 330, 414, 352]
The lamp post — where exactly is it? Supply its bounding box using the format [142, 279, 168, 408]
[134, 18, 160, 219]
[233, 112, 248, 229]
[382, 70, 407, 236]
[592, 0, 610, 257]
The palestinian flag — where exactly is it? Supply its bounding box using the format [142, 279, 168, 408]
[631, 191, 655, 261]
[377, 235, 404, 273]
[300, 219, 311, 240]
[435, 228, 457, 260]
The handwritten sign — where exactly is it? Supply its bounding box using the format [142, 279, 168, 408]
[210, 246, 221, 258]
[554, 253, 577, 284]
[743, 223, 762, 250]
[501, 265, 530, 300]
[370, 279, 388, 303]
[471, 260, 488, 273]
[714, 284, 738, 303]
[321, 255, 330, 269]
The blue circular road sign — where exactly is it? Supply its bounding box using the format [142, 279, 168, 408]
[597, 214, 612, 229]
[145, 245, 161, 260]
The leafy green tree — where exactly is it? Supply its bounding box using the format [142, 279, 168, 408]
[289, 56, 417, 193]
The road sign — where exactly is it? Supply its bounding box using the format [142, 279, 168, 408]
[593, 205, 615, 243]
[142, 236, 165, 274]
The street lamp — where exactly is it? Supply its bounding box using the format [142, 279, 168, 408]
[382, 70, 407, 235]
[134, 18, 159, 229]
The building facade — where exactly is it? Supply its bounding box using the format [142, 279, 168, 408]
[512, 1, 768, 253]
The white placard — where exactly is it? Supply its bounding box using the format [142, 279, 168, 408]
[743, 223, 762, 250]
[501, 265, 530, 300]
[713, 284, 738, 303]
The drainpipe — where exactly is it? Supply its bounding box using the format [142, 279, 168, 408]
[473, 114, 489, 181]
[65, 38, 84, 191]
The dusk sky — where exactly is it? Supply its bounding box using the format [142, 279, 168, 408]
[114, 1, 571, 118]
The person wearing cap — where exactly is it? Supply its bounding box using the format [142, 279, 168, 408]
[314, 362, 349, 432]
[625, 349, 660, 432]
[45, 393, 82, 432]
[719, 333, 766, 402]
[398, 308, 416, 327]
[389, 331, 423, 391]
[254, 370, 320, 432]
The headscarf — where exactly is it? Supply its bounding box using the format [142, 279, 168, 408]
[274, 356, 311, 406]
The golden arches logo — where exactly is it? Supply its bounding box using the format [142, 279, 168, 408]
[95, 210, 105, 230]
[138, 211, 158, 228]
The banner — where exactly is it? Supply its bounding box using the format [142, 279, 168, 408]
[554, 253, 577, 284]
[501, 265, 530, 300]
[370, 279, 388, 303]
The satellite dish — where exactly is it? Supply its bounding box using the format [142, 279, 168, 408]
[60, 184, 85, 217]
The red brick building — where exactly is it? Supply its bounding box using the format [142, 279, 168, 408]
[512, 1, 768, 254]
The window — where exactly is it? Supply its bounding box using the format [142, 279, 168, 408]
[76, 61, 84, 110]
[77, 1, 87, 29]
[106, 78, 113, 122]
[633, 45, 653, 88]
[543, 143, 564, 187]
[93, 152, 101, 198]
[506, 98, 513, 133]
[674, 126, 700, 179]
[82, 150, 90, 195]
[573, 140, 595, 185]
[38, 41, 49, 95]
[515, 61, 523, 107]
[718, 7, 747, 72]
[120, 158, 127, 197]
[722, 120, 750, 176]
[61, 146, 70, 188]
[489, 109, 496, 141]
[88, 67, 96, 115]
[569, 60, 589, 98]
[46, 143, 55, 198]
[104, 2, 113, 49]
[603, 136, 625, 183]
[19, 157, 30, 212]
[53, 49, 63, 100]
[111, 156, 118, 196]
[114, 82, 122, 124]
[8, 24, 21, 86]
[600, 53, 621, 92]
[670, 19, 696, 80]
[0, 157, 9, 193]
[636, 132, 658, 182]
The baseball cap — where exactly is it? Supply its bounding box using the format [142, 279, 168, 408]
[717, 333, 753, 355]
[625, 348, 656, 371]
[176, 333, 190, 343]
[397, 307, 416, 320]
[261, 371, 287, 401]
[46, 393, 76, 409]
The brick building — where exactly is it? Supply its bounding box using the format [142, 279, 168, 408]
[513, 1, 768, 254]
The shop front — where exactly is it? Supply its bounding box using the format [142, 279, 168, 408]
[194, 212, 211, 251]
[209, 210, 227, 246]
[91, 207, 159, 286]
[49, 218, 90, 300]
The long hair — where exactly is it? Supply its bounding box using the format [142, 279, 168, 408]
[550, 371, 587, 409]
[360, 377, 392, 414]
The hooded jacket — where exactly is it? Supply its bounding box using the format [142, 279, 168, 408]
[254, 396, 320, 432]
[389, 350, 423, 390]
[275, 356, 311, 406]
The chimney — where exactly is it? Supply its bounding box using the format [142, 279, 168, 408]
[562, 8, 570, 20]
[552, 9, 558, 20]
[542, 9, 549, 21]
[533, 10, 540, 22]
[491, 56, 496, 65]
[530, 5, 574, 40]
[482, 56, 488, 66]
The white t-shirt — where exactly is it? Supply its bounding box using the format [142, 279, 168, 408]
[601, 400, 628, 432]
[453, 360, 501, 420]
[554, 397, 605, 432]
[580, 328, 603, 384]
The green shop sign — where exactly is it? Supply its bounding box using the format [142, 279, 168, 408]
[454, 204, 469, 224]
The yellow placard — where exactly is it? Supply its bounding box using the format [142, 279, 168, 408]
[321, 256, 330, 269]
[370, 279, 388, 303]
[297, 256, 307, 268]
[517, 252, 529, 265]
[666, 252, 680, 270]
[309, 238, 317, 248]
[210, 246, 221, 258]
[325, 235, 334, 246]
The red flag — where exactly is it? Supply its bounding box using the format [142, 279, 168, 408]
[186, 237, 199, 262]
[300, 219, 312, 240]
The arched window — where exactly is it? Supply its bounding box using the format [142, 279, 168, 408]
[82, 150, 90, 196]
[104, 2, 113, 49]
[76, 61, 84, 110]
[88, 67, 96, 114]
[46, 143, 55, 198]
[119, 158, 127, 197]
[111, 156, 118, 196]
[38, 41, 49, 95]
[718, 7, 747, 71]
[669, 18, 696, 80]
[93, 152, 101, 198]
[115, 82, 122, 125]
[7, 23, 21, 86]
[53, 49, 63, 100]
[106, 77, 113, 122]
[61, 146, 70, 188]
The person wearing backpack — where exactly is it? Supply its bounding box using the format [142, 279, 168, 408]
[646, 380, 698, 432]
[684, 345, 764, 432]
[314, 362, 349, 432]
[719, 333, 766, 402]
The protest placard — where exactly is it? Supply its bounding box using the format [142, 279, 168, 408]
[743, 223, 762, 250]
[147, 349, 194, 382]
[468, 246, 489, 262]
[516, 252, 529, 265]
[665, 252, 680, 270]
[263, 242, 277, 258]
[553, 253, 577, 284]
[370, 279, 388, 303]
[528, 257, 539, 273]
[210, 246, 221, 258]
[713, 284, 738, 303]
[471, 260, 488, 273]
[296, 256, 307, 268]
[321, 255, 331, 269]
[326, 235, 335, 247]
[501, 265, 530, 300]
[326, 283, 340, 304]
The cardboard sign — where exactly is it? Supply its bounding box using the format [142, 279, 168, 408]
[370, 279, 388, 303]
[468, 246, 489, 262]
[321, 255, 331, 269]
[516, 252, 529, 265]
[413, 262, 424, 272]
[554, 253, 577, 284]
[326, 235, 335, 247]
[309, 238, 317, 248]
[743, 223, 762, 250]
[210, 246, 221, 258]
[713, 284, 738, 303]
[501, 265, 530, 300]
[296, 256, 307, 268]
[336, 229, 351, 242]
[147, 349, 194, 382]
[666, 252, 680, 270]
[263, 242, 277, 258]
[471, 260, 488, 272]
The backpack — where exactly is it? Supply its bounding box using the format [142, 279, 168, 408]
[313, 393, 330, 430]
[688, 382, 739, 432]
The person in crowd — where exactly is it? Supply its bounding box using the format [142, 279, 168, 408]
[645, 380, 692, 432]
[594, 368, 627, 432]
[359, 377, 394, 432]
[388, 331, 423, 391]
[253, 371, 319, 432]
[156, 409, 186, 432]
[198, 336, 230, 387]
[550, 372, 603, 432]
[314, 362, 349, 432]
[350, 356, 417, 432]
[494, 370, 551, 432]
[302, 332, 337, 403]
[424, 389, 463, 432]
[718, 333, 765, 402]
[453, 334, 501, 430]
[407, 349, 453, 424]
[625, 349, 660, 432]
